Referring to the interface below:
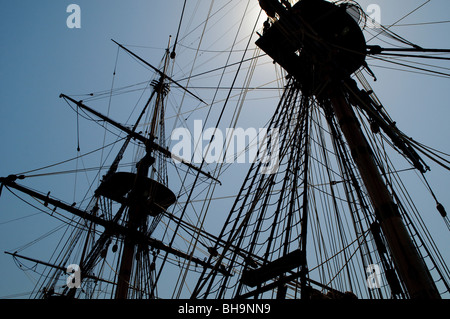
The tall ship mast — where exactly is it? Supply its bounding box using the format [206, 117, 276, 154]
[0, 0, 449, 300]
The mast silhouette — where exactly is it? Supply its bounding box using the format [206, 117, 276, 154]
[1, 0, 448, 300]
[192, 0, 442, 299]
[0, 41, 223, 299]
[256, 0, 440, 299]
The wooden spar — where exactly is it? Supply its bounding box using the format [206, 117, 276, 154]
[241, 249, 305, 288]
[60, 94, 150, 143]
[59, 94, 221, 185]
[4, 251, 117, 287]
[328, 90, 440, 299]
[0, 177, 228, 276]
[111, 39, 208, 105]
[237, 269, 348, 300]
[367, 45, 450, 54]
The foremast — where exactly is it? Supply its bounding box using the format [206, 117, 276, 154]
[1, 41, 222, 299]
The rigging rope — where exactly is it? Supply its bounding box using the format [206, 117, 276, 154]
[366, 0, 431, 45]
[171, 0, 187, 59]
[370, 55, 450, 78]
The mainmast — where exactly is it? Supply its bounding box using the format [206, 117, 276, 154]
[255, 0, 439, 299]
[328, 91, 439, 298]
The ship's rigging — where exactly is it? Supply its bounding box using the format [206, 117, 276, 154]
[0, 0, 449, 299]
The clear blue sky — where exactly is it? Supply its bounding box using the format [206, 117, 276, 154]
[0, 0, 449, 299]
